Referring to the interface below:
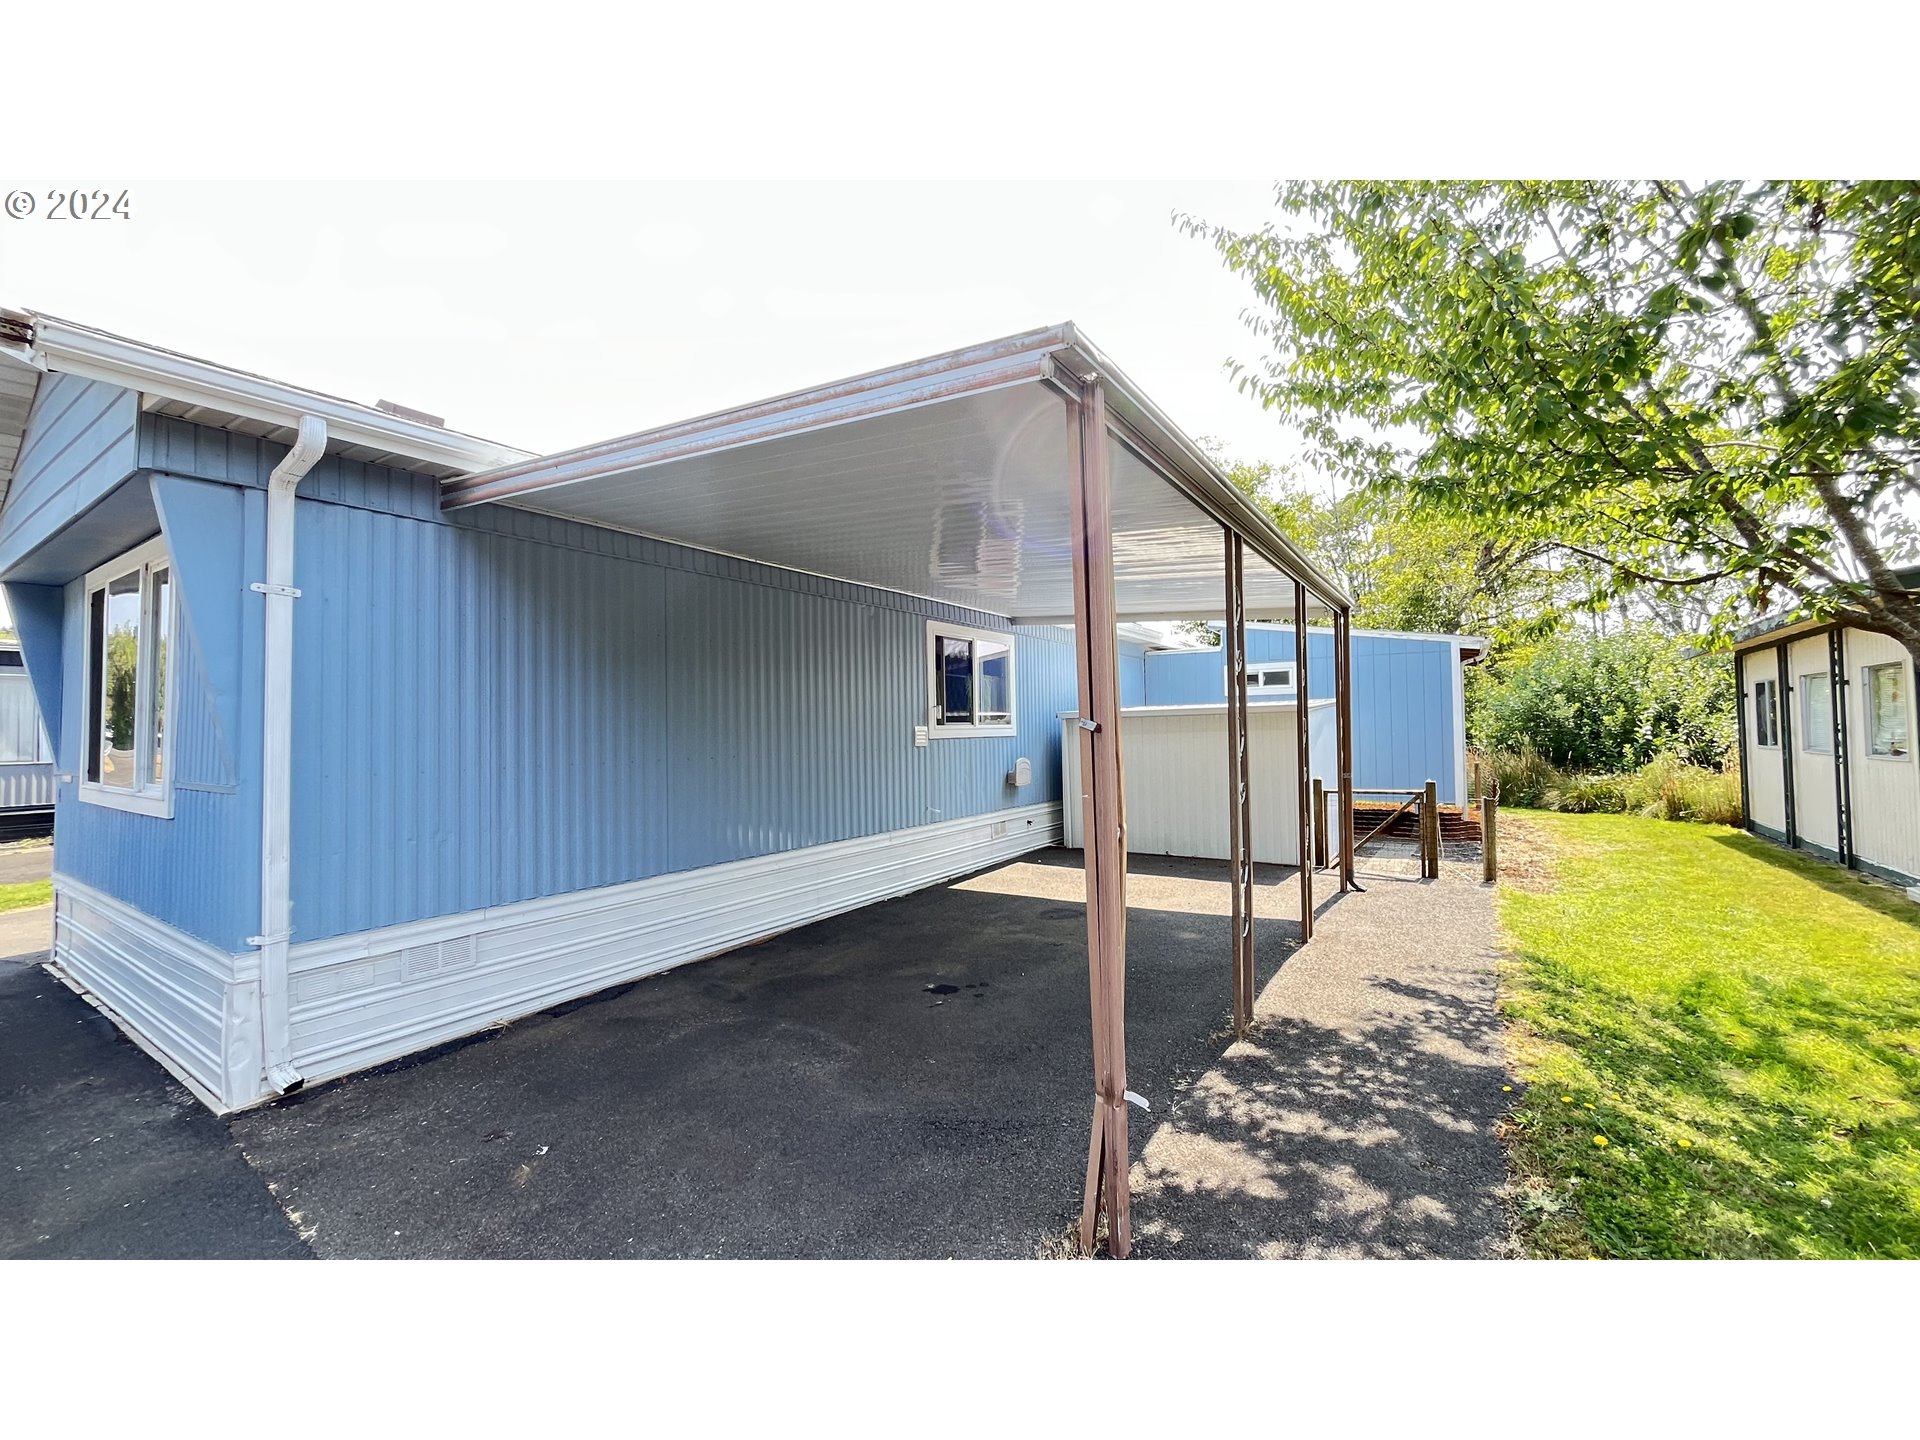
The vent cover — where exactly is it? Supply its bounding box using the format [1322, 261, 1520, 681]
[403, 936, 478, 982]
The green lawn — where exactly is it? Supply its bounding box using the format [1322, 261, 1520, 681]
[1498, 811, 1920, 1258]
[0, 879, 50, 914]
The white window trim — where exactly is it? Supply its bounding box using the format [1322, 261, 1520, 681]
[1799, 672, 1833, 755]
[1223, 662, 1297, 698]
[79, 534, 177, 818]
[1864, 660, 1911, 762]
[1752, 678, 1779, 749]
[926, 619, 1017, 739]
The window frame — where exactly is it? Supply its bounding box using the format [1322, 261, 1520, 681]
[79, 535, 177, 818]
[925, 619, 1017, 739]
[1752, 677, 1779, 749]
[1799, 671, 1833, 755]
[1865, 660, 1911, 761]
[1224, 662, 1296, 698]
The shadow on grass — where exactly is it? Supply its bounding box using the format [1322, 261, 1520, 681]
[1507, 945, 1920, 1258]
[1707, 830, 1920, 931]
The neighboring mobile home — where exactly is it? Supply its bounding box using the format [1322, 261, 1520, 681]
[1733, 596, 1919, 889]
[1137, 624, 1486, 806]
[0, 638, 56, 835]
[0, 307, 1355, 1259]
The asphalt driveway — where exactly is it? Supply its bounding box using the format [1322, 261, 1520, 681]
[2, 847, 1511, 1259]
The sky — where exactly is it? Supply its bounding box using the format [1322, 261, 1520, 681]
[1, 171, 1307, 466]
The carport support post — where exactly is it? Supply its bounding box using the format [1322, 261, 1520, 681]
[1225, 530, 1254, 1039]
[1293, 580, 1313, 941]
[1066, 380, 1132, 1259]
[1335, 609, 1357, 891]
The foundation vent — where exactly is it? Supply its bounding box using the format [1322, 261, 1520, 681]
[403, 936, 478, 982]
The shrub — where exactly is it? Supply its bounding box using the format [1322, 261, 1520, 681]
[1469, 626, 1735, 771]
[1488, 745, 1560, 808]
[1549, 772, 1633, 814]
[1483, 748, 1743, 826]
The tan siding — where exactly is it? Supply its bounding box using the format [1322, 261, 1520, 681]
[1788, 634, 1839, 853]
[1846, 629, 1920, 880]
[1743, 649, 1786, 833]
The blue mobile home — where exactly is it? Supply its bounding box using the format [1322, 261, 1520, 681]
[0, 312, 1356, 1123]
[1140, 623, 1485, 806]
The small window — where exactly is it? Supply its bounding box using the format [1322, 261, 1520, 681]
[1867, 661, 1909, 759]
[1226, 663, 1296, 697]
[927, 622, 1016, 736]
[81, 537, 175, 816]
[1752, 677, 1779, 748]
[1800, 673, 1832, 754]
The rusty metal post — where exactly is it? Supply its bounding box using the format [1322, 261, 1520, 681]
[1335, 610, 1357, 891]
[1423, 778, 1440, 879]
[1066, 381, 1132, 1259]
[1312, 778, 1327, 870]
[1225, 531, 1254, 1039]
[1293, 581, 1313, 940]
[1482, 791, 1498, 883]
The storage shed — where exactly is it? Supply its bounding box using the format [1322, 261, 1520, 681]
[1733, 593, 1920, 890]
[0, 309, 1363, 1256]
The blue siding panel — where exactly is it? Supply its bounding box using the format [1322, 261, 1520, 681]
[1144, 628, 1462, 803]
[0, 375, 141, 577]
[286, 478, 1081, 945]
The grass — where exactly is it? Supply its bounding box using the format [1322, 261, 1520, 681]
[1497, 810, 1920, 1258]
[0, 879, 49, 914]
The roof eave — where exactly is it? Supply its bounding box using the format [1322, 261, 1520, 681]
[9, 309, 533, 476]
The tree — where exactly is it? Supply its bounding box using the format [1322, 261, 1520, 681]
[1208, 450, 1566, 642]
[1180, 182, 1920, 664]
[1470, 627, 1735, 771]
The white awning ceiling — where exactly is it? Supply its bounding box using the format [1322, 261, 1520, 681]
[442, 325, 1348, 625]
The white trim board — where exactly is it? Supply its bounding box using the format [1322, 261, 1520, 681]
[286, 802, 1061, 1092]
[49, 873, 258, 1112]
[50, 805, 1062, 1111]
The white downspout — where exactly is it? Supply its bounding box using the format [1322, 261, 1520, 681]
[253, 414, 326, 1095]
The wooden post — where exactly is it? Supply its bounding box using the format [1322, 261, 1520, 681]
[1422, 778, 1440, 879]
[1224, 530, 1254, 1039]
[1482, 791, 1498, 883]
[1335, 610, 1357, 891]
[1066, 381, 1132, 1259]
[1312, 778, 1327, 869]
[1293, 580, 1313, 941]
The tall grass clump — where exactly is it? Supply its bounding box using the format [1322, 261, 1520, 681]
[1484, 749, 1741, 825]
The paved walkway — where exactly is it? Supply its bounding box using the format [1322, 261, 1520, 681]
[1128, 850, 1514, 1258]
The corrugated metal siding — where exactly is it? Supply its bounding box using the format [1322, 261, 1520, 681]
[1787, 634, 1838, 853]
[1145, 629, 1463, 803]
[1119, 638, 1148, 707]
[0, 763, 54, 810]
[1742, 648, 1786, 834]
[1843, 629, 1920, 879]
[1062, 703, 1339, 865]
[289, 488, 1082, 944]
[48, 563, 258, 949]
[0, 373, 139, 575]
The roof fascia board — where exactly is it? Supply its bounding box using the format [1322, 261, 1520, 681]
[25, 314, 530, 475]
[443, 324, 1076, 503]
[443, 348, 1062, 507]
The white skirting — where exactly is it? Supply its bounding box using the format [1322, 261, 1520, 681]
[53, 804, 1061, 1111]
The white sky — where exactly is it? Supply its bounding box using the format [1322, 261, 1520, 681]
[2, 1, 1911, 638]
[1, 171, 1304, 465]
